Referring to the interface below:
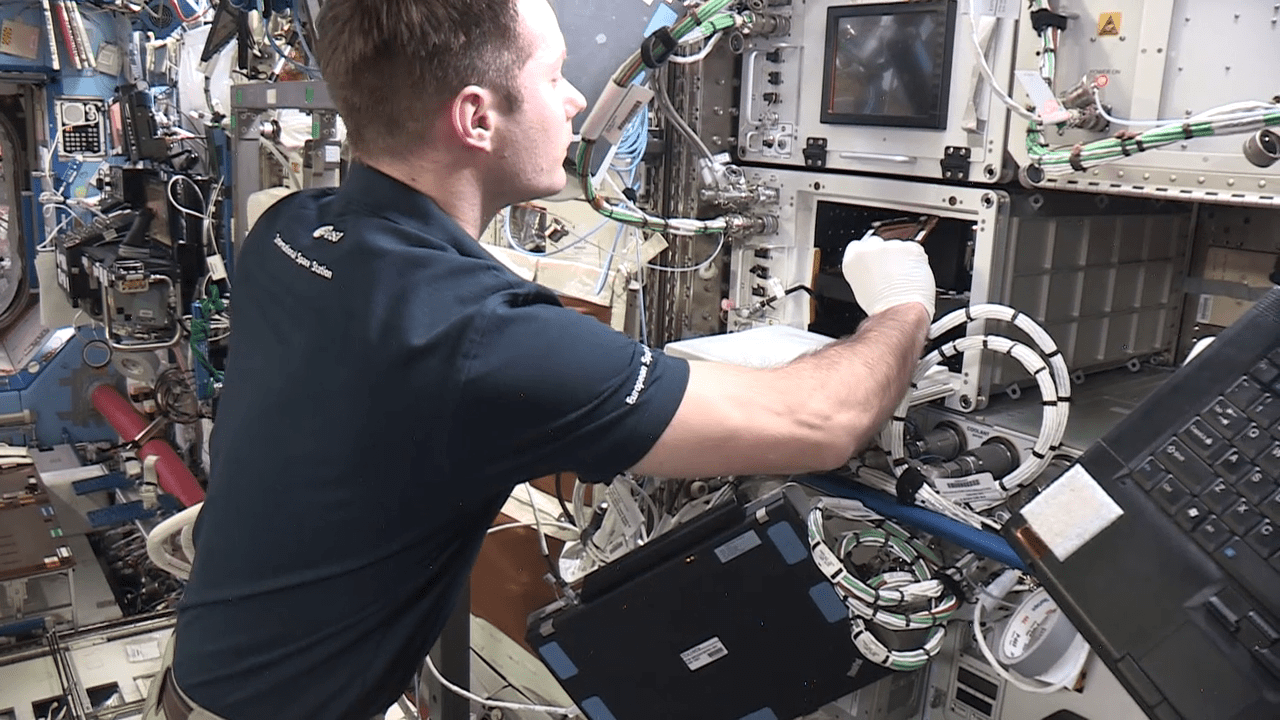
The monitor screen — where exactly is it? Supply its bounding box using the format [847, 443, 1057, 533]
[820, 1, 957, 129]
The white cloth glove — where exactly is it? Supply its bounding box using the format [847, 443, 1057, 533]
[841, 237, 937, 318]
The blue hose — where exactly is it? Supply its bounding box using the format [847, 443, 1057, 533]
[800, 474, 1026, 570]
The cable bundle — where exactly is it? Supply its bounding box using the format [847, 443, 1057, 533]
[966, 0, 1280, 177]
[575, 0, 744, 236]
[869, 304, 1071, 525]
[806, 497, 959, 671]
[1029, 102, 1280, 177]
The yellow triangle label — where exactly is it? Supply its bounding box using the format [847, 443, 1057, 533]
[1098, 12, 1121, 36]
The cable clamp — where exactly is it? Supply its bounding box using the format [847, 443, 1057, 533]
[1068, 145, 1086, 172]
[932, 566, 968, 603]
[895, 464, 929, 506]
[640, 27, 677, 69]
[1029, 9, 1069, 34]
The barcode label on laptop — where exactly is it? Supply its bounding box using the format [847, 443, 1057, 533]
[714, 530, 762, 564]
[680, 637, 729, 671]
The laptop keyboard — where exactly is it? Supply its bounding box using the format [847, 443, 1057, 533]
[1130, 347, 1280, 679]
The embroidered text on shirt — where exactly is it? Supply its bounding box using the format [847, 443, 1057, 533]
[625, 346, 654, 405]
[274, 234, 334, 280]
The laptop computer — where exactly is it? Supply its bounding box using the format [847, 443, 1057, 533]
[527, 484, 893, 720]
[1003, 287, 1280, 720]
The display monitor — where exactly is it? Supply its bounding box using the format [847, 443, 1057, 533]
[820, 0, 957, 129]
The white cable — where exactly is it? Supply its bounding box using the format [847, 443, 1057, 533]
[967, 0, 1037, 122]
[572, 479, 590, 529]
[877, 304, 1071, 513]
[179, 522, 197, 567]
[910, 336, 1066, 491]
[167, 175, 211, 223]
[667, 32, 722, 65]
[423, 655, 579, 716]
[853, 465, 998, 530]
[1091, 88, 1279, 127]
[973, 598, 1074, 694]
[486, 521, 580, 536]
[525, 483, 552, 560]
[806, 498, 954, 670]
[643, 233, 726, 274]
[146, 502, 203, 580]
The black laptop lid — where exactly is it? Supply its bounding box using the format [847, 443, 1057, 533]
[528, 486, 895, 720]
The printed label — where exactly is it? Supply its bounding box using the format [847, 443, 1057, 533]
[1098, 12, 1122, 36]
[680, 637, 729, 671]
[936, 473, 1006, 505]
[1196, 295, 1214, 324]
[605, 482, 645, 536]
[1001, 591, 1059, 658]
[714, 530, 762, 564]
[273, 233, 334, 280]
[124, 639, 161, 663]
[812, 543, 843, 578]
[976, 0, 1019, 19]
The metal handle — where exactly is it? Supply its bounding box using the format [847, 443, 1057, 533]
[837, 151, 917, 164]
[742, 50, 763, 122]
[742, 44, 802, 123]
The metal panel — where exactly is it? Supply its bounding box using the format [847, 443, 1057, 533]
[1176, 204, 1280, 359]
[727, 168, 1008, 410]
[1009, 0, 1280, 206]
[988, 192, 1193, 391]
[735, 0, 1019, 183]
[727, 171, 1190, 410]
[555, 0, 685, 134]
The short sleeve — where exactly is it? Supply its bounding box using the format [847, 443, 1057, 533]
[449, 289, 690, 485]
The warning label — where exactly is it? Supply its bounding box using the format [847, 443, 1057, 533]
[1098, 12, 1121, 36]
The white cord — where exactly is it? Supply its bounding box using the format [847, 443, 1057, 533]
[1091, 88, 1280, 128]
[423, 655, 579, 716]
[875, 304, 1072, 520]
[967, 0, 1036, 122]
[168, 175, 209, 221]
[972, 598, 1075, 694]
[525, 483, 552, 559]
[667, 32, 722, 64]
[486, 521, 580, 536]
[146, 502, 204, 580]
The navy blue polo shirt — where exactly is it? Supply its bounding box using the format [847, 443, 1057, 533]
[173, 163, 689, 720]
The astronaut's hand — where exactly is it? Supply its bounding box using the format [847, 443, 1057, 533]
[841, 236, 937, 319]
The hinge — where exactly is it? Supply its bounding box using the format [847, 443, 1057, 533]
[941, 146, 972, 181]
[803, 137, 828, 168]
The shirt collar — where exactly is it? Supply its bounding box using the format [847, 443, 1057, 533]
[335, 162, 477, 250]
